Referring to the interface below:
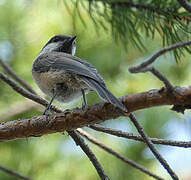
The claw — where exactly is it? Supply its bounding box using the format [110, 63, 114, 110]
[43, 109, 52, 121]
[43, 108, 52, 116]
[82, 103, 87, 111]
[43, 87, 57, 119]
[81, 89, 87, 111]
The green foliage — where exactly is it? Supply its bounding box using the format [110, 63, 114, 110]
[67, 0, 191, 60]
[0, 0, 190, 180]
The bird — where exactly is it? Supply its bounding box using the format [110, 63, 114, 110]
[32, 34, 127, 115]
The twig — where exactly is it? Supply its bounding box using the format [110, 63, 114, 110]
[148, 67, 173, 90]
[129, 40, 191, 73]
[68, 130, 110, 180]
[0, 72, 62, 113]
[89, 125, 191, 148]
[77, 129, 164, 180]
[177, 0, 191, 13]
[138, 66, 173, 90]
[129, 41, 191, 91]
[0, 59, 36, 95]
[129, 113, 179, 180]
[0, 165, 33, 180]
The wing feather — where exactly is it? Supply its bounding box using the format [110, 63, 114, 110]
[33, 52, 106, 86]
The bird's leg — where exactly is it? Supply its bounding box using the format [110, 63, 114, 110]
[43, 83, 67, 116]
[81, 89, 87, 110]
[43, 88, 57, 116]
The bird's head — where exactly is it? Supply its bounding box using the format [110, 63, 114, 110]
[41, 34, 77, 56]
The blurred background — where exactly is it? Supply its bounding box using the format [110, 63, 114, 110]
[0, 0, 191, 179]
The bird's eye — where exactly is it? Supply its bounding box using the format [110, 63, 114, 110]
[52, 37, 60, 43]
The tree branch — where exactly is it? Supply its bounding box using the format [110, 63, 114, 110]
[77, 129, 164, 180]
[0, 67, 109, 179]
[129, 40, 191, 73]
[129, 114, 179, 180]
[148, 67, 173, 90]
[0, 59, 36, 95]
[68, 131, 110, 180]
[129, 40, 191, 112]
[1, 71, 191, 141]
[89, 125, 191, 148]
[0, 72, 62, 113]
[0, 65, 162, 179]
[0, 165, 33, 180]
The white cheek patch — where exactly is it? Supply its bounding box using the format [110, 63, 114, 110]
[72, 44, 76, 56]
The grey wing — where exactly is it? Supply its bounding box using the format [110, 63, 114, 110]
[74, 58, 106, 87]
[53, 59, 102, 82]
[51, 52, 106, 87]
[36, 53, 106, 86]
[55, 53, 106, 87]
[32, 54, 53, 73]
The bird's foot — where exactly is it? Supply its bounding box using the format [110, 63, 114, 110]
[43, 108, 52, 120]
[82, 103, 87, 111]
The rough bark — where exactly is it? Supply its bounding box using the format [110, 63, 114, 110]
[0, 86, 191, 142]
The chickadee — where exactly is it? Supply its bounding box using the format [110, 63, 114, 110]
[32, 34, 127, 114]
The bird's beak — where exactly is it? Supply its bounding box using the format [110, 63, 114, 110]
[68, 35, 77, 44]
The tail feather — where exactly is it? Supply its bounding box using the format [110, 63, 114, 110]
[82, 78, 127, 112]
